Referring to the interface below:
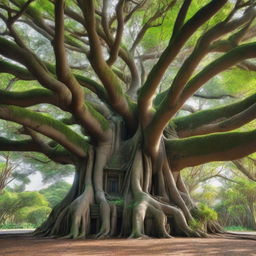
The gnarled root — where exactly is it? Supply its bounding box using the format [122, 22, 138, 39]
[61, 185, 94, 239]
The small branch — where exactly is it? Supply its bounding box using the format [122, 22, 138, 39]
[130, 0, 176, 54]
[107, 0, 125, 66]
[193, 93, 236, 100]
[8, 0, 35, 26]
[172, 0, 192, 37]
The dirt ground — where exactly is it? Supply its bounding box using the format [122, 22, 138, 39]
[0, 233, 256, 256]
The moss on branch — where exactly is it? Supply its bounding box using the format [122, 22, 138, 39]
[166, 129, 256, 171]
[0, 89, 57, 106]
[0, 105, 89, 157]
[173, 93, 256, 134]
[0, 60, 33, 80]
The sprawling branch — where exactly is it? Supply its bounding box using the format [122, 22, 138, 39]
[107, 0, 125, 66]
[166, 129, 256, 171]
[138, 0, 228, 121]
[147, 43, 256, 154]
[166, 7, 255, 106]
[130, 0, 176, 54]
[178, 103, 256, 137]
[0, 37, 72, 108]
[77, 0, 135, 129]
[0, 105, 88, 157]
[0, 137, 74, 165]
[0, 89, 58, 107]
[54, 0, 84, 111]
[174, 93, 256, 138]
[53, 0, 109, 140]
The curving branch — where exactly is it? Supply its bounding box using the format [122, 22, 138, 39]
[0, 104, 88, 157]
[138, 0, 228, 121]
[130, 0, 176, 54]
[166, 129, 256, 171]
[0, 89, 58, 107]
[107, 0, 125, 66]
[77, 0, 136, 129]
[164, 6, 256, 108]
[54, 0, 84, 111]
[146, 43, 256, 154]
[173, 93, 256, 138]
[177, 103, 256, 137]
[0, 137, 75, 165]
[0, 36, 72, 108]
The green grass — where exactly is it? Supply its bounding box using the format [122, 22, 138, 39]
[224, 226, 254, 231]
[0, 222, 36, 229]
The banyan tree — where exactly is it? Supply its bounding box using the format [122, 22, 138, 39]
[0, 0, 255, 238]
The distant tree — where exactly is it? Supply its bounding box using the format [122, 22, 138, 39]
[40, 181, 71, 207]
[0, 190, 50, 225]
[216, 178, 256, 230]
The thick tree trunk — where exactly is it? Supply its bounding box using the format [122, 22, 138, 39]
[35, 128, 221, 239]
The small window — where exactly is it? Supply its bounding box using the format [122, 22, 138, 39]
[107, 175, 119, 194]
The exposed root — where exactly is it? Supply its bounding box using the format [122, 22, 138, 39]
[60, 185, 93, 239]
[37, 133, 224, 239]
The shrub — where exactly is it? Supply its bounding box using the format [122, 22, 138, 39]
[27, 206, 51, 226]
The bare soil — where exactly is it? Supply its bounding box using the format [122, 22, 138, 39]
[0, 233, 256, 256]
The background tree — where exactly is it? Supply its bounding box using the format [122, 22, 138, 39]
[0, 0, 255, 239]
[0, 190, 51, 226]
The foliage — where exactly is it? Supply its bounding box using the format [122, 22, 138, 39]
[0, 190, 49, 226]
[224, 226, 254, 232]
[191, 203, 218, 222]
[40, 181, 71, 207]
[215, 177, 256, 229]
[0, 222, 36, 229]
[26, 206, 51, 226]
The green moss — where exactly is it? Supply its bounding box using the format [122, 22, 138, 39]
[189, 204, 217, 230]
[1, 105, 89, 153]
[173, 93, 256, 132]
[0, 89, 54, 100]
[86, 103, 109, 131]
[191, 203, 218, 222]
[0, 60, 32, 80]
[168, 129, 256, 157]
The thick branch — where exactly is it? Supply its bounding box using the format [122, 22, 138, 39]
[138, 0, 228, 121]
[174, 93, 256, 137]
[166, 129, 256, 171]
[178, 103, 256, 137]
[54, 0, 84, 111]
[77, 0, 135, 129]
[0, 36, 72, 108]
[0, 137, 74, 165]
[147, 43, 256, 153]
[0, 105, 88, 157]
[0, 89, 58, 107]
